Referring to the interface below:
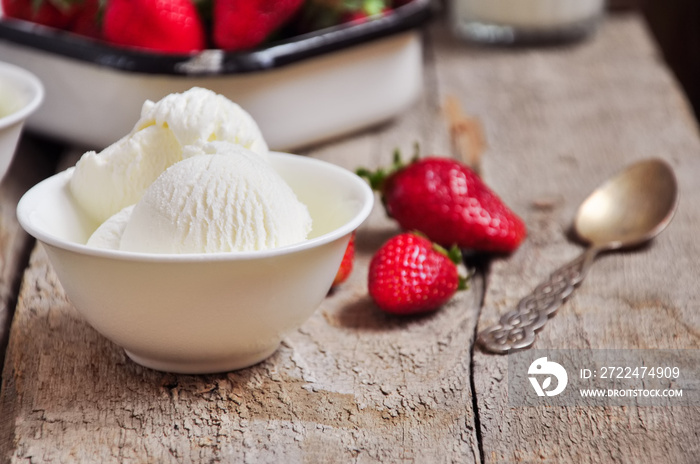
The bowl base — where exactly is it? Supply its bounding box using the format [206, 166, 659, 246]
[124, 343, 280, 374]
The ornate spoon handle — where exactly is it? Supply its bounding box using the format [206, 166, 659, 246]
[477, 247, 598, 354]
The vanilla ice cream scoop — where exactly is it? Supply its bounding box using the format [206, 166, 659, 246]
[69, 87, 268, 224]
[118, 147, 312, 254]
[87, 205, 134, 249]
[70, 125, 181, 224]
[135, 87, 268, 157]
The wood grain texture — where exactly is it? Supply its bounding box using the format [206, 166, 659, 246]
[2, 11, 700, 464]
[0, 136, 59, 375]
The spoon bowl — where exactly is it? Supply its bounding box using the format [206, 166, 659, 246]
[478, 158, 679, 354]
[574, 159, 678, 250]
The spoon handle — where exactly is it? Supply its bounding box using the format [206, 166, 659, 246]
[477, 247, 598, 354]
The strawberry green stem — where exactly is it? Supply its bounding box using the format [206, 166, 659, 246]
[362, 0, 386, 15]
[458, 274, 469, 291]
[355, 145, 420, 192]
[433, 242, 470, 291]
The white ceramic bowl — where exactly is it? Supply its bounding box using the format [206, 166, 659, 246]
[17, 152, 374, 374]
[0, 60, 43, 181]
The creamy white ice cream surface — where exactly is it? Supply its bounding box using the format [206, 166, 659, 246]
[69, 87, 268, 224]
[88, 142, 312, 254]
[135, 87, 268, 157]
[70, 125, 181, 225]
[86, 205, 134, 250]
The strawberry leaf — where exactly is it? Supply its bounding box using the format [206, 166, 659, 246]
[355, 166, 388, 191]
[362, 0, 386, 15]
[356, 146, 415, 192]
[457, 274, 469, 291]
[446, 244, 462, 265]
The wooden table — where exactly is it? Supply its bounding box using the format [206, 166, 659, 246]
[2, 12, 700, 463]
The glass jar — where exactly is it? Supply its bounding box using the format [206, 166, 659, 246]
[450, 0, 606, 45]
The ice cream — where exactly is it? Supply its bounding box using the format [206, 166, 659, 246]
[87, 204, 134, 250]
[75, 88, 313, 254]
[90, 143, 312, 253]
[84, 139, 311, 253]
[70, 87, 268, 224]
[70, 125, 181, 225]
[134, 88, 268, 155]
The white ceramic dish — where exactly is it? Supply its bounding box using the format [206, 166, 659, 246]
[0, 60, 43, 181]
[17, 152, 374, 374]
[0, 1, 430, 150]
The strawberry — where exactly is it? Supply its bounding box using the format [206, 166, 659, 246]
[332, 232, 356, 287]
[68, 0, 102, 38]
[2, 0, 103, 39]
[102, 0, 205, 54]
[212, 0, 305, 51]
[357, 152, 526, 254]
[368, 232, 467, 315]
[2, 0, 85, 29]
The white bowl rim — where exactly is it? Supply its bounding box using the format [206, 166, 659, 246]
[17, 152, 375, 262]
[0, 61, 45, 129]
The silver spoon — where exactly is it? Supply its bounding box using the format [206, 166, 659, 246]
[478, 158, 679, 354]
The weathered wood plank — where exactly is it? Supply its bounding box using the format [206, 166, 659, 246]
[425, 13, 700, 463]
[0, 135, 59, 374]
[0, 31, 484, 462]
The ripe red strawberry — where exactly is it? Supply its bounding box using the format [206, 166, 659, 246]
[102, 0, 205, 54]
[358, 152, 526, 254]
[2, 0, 84, 29]
[68, 0, 101, 38]
[212, 0, 305, 51]
[368, 232, 467, 315]
[332, 232, 356, 287]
